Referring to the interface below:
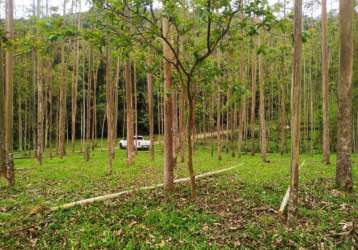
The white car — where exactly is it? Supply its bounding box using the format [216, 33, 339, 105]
[119, 136, 151, 150]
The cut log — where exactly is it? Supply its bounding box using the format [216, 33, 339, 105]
[279, 161, 305, 213]
[50, 165, 240, 212]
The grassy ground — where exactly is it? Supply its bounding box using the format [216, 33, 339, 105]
[1, 143, 357, 249]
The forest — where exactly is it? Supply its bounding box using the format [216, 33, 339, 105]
[0, 0, 357, 249]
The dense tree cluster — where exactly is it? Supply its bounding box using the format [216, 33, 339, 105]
[0, 0, 356, 212]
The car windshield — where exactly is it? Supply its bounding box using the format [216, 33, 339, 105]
[134, 136, 143, 140]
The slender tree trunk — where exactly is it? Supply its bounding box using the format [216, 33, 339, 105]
[250, 42, 257, 156]
[92, 65, 98, 148]
[258, 37, 268, 162]
[279, 62, 287, 155]
[288, 0, 303, 218]
[18, 97, 23, 152]
[133, 62, 138, 154]
[186, 80, 197, 199]
[125, 61, 135, 165]
[179, 89, 185, 162]
[4, 0, 15, 185]
[216, 86, 222, 160]
[37, 59, 44, 164]
[336, 0, 353, 191]
[71, 40, 79, 152]
[106, 48, 115, 175]
[114, 57, 120, 141]
[321, 0, 330, 164]
[84, 52, 92, 161]
[147, 61, 155, 161]
[162, 17, 175, 191]
[58, 43, 66, 158]
[0, 47, 6, 182]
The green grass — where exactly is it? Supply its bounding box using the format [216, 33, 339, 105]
[1, 143, 357, 249]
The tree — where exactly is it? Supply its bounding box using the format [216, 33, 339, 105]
[106, 48, 115, 174]
[146, 57, 155, 161]
[162, 17, 175, 191]
[4, 0, 15, 185]
[58, 4, 67, 159]
[125, 61, 135, 165]
[321, 0, 330, 164]
[93, 0, 274, 198]
[288, 0, 303, 217]
[336, 0, 353, 191]
[258, 36, 268, 163]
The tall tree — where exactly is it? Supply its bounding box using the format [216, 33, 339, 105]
[58, 4, 67, 158]
[125, 61, 135, 165]
[36, 60, 44, 164]
[336, 0, 353, 191]
[162, 17, 175, 191]
[321, 0, 330, 164]
[250, 39, 257, 156]
[258, 37, 268, 163]
[147, 58, 155, 161]
[106, 49, 115, 174]
[4, 0, 15, 185]
[288, 0, 303, 217]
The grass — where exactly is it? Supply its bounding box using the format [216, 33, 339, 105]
[1, 142, 357, 249]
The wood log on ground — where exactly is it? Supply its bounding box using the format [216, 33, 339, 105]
[50, 165, 241, 212]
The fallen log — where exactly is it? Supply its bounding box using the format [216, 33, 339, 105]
[50, 165, 241, 212]
[279, 161, 305, 213]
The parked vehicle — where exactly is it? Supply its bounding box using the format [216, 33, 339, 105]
[119, 136, 151, 150]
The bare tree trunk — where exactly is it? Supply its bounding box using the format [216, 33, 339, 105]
[37, 59, 44, 164]
[147, 61, 155, 161]
[179, 89, 185, 162]
[71, 40, 79, 152]
[106, 48, 115, 175]
[186, 84, 197, 199]
[133, 62, 138, 154]
[162, 17, 175, 191]
[321, 0, 330, 164]
[336, 0, 353, 191]
[250, 42, 257, 156]
[58, 43, 66, 158]
[125, 61, 135, 165]
[18, 96, 23, 152]
[288, 0, 303, 218]
[114, 57, 120, 141]
[0, 46, 7, 182]
[258, 37, 268, 163]
[279, 64, 287, 155]
[4, 0, 15, 185]
[92, 63, 98, 149]
[216, 86, 222, 160]
[84, 51, 92, 161]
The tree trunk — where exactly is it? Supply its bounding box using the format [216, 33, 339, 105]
[258, 37, 268, 163]
[179, 89, 185, 162]
[336, 0, 353, 191]
[125, 61, 135, 165]
[37, 59, 44, 165]
[250, 42, 257, 156]
[71, 40, 79, 153]
[216, 86, 222, 160]
[288, 0, 303, 218]
[106, 49, 115, 175]
[0, 46, 6, 182]
[58, 43, 66, 158]
[187, 89, 197, 199]
[162, 17, 175, 191]
[4, 0, 15, 185]
[321, 0, 330, 164]
[147, 62, 155, 161]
